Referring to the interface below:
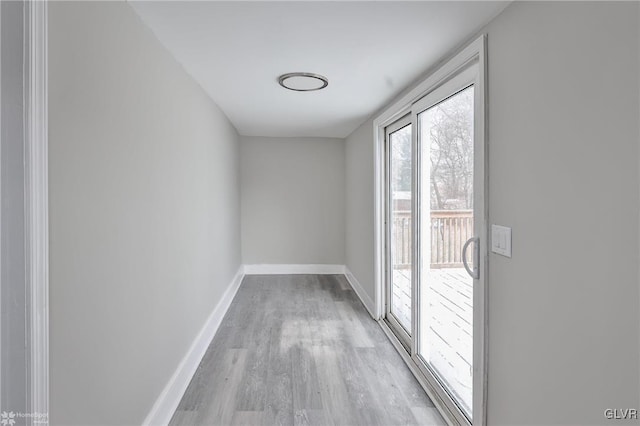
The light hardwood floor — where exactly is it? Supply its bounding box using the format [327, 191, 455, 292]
[170, 274, 445, 426]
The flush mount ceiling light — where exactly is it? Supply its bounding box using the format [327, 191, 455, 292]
[278, 72, 328, 92]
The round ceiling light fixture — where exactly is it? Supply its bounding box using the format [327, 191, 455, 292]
[278, 72, 328, 92]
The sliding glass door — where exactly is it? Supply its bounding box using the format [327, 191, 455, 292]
[416, 84, 475, 418]
[385, 116, 413, 345]
[383, 61, 484, 425]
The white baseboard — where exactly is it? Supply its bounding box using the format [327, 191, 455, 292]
[142, 266, 245, 426]
[243, 264, 345, 275]
[344, 267, 377, 320]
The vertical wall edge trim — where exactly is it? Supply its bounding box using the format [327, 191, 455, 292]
[25, 0, 49, 422]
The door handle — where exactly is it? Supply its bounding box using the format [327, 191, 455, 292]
[462, 236, 480, 279]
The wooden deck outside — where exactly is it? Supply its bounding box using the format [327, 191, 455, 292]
[391, 267, 473, 414]
[392, 210, 473, 269]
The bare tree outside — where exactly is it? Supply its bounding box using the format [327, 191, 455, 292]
[389, 86, 474, 210]
[390, 126, 411, 193]
[428, 86, 474, 210]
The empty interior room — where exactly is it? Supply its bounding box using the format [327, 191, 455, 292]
[1, 1, 640, 425]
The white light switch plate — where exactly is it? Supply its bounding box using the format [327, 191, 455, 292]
[491, 225, 512, 257]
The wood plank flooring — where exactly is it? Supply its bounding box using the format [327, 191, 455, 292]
[170, 274, 445, 426]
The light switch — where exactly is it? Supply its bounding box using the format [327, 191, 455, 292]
[491, 225, 512, 257]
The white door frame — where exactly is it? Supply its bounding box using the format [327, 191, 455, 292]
[25, 0, 49, 423]
[373, 35, 488, 426]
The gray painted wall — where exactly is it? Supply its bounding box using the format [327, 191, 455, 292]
[240, 136, 345, 265]
[344, 123, 375, 294]
[0, 1, 28, 418]
[345, 2, 640, 424]
[484, 3, 638, 424]
[49, 2, 241, 425]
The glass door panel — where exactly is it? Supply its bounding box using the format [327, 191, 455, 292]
[418, 85, 475, 418]
[387, 122, 413, 335]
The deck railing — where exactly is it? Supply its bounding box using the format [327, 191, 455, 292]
[392, 210, 473, 269]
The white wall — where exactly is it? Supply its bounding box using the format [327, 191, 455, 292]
[345, 1, 640, 424]
[240, 136, 345, 265]
[49, 2, 241, 425]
